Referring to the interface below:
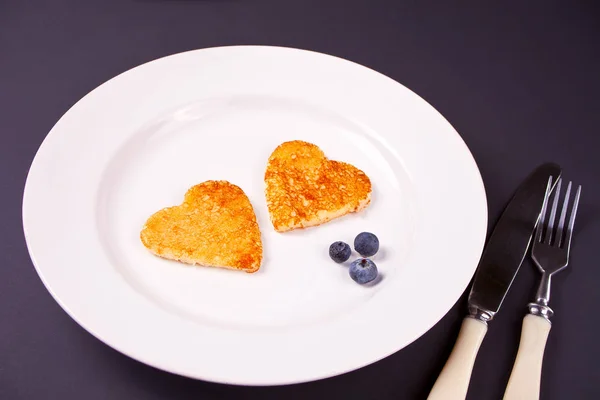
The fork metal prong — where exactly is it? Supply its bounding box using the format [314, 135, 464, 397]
[545, 178, 562, 245]
[556, 181, 572, 247]
[564, 185, 582, 251]
[531, 179, 581, 312]
[536, 176, 553, 244]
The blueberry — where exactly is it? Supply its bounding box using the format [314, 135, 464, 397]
[354, 232, 379, 257]
[349, 258, 378, 284]
[329, 241, 351, 263]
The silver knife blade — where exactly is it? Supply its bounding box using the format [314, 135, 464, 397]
[468, 163, 561, 322]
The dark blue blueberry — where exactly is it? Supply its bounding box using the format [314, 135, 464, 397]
[349, 258, 378, 284]
[354, 232, 379, 257]
[329, 241, 351, 263]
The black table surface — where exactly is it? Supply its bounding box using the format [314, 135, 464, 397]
[2, 1, 599, 399]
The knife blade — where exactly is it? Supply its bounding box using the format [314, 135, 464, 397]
[427, 162, 561, 400]
[468, 162, 561, 322]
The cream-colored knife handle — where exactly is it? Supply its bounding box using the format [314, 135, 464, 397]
[427, 317, 488, 400]
[503, 314, 551, 400]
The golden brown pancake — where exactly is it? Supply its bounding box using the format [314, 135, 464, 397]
[265, 140, 372, 232]
[140, 180, 262, 273]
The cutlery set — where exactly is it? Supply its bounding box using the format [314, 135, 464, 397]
[428, 163, 582, 400]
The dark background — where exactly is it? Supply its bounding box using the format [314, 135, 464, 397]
[1, 1, 599, 399]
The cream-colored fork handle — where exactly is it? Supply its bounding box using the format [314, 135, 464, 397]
[503, 314, 551, 400]
[427, 317, 488, 400]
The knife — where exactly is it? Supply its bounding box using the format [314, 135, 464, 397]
[427, 163, 561, 400]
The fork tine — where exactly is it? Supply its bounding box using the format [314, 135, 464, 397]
[536, 176, 553, 243]
[556, 181, 572, 247]
[545, 178, 562, 245]
[563, 185, 582, 251]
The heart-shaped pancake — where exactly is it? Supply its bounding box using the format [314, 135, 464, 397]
[265, 141, 372, 232]
[140, 180, 262, 273]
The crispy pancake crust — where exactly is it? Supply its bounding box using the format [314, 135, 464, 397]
[140, 180, 262, 272]
[265, 141, 372, 232]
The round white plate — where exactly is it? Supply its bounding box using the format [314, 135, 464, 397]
[23, 46, 487, 385]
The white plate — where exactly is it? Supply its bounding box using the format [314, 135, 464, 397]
[23, 46, 487, 385]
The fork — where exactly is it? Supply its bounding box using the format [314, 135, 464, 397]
[503, 177, 581, 400]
